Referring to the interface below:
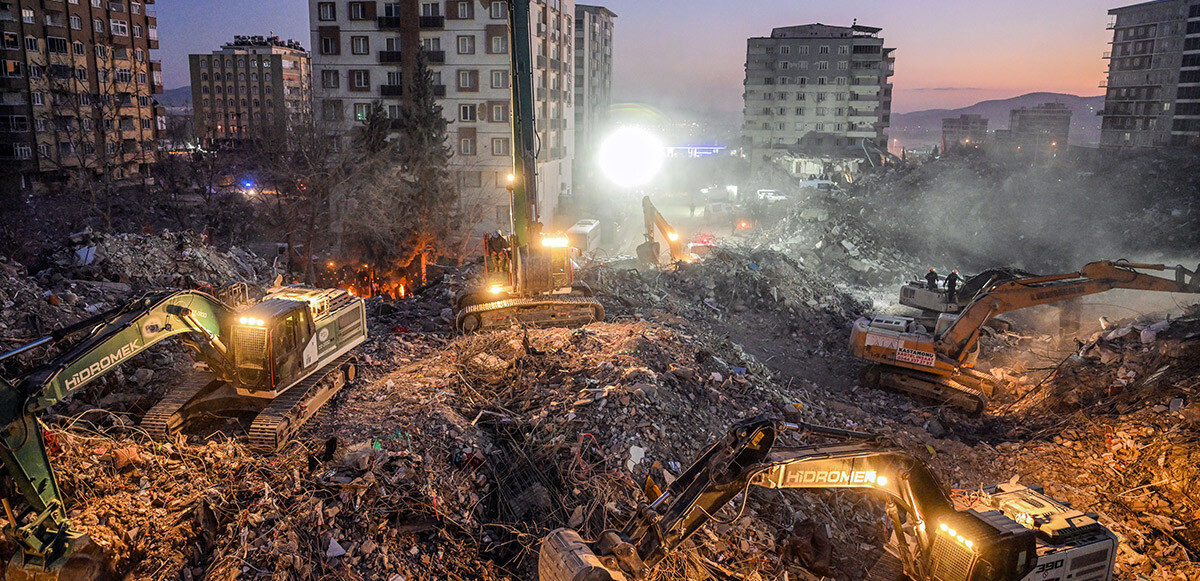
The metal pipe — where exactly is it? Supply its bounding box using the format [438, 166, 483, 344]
[0, 337, 53, 363]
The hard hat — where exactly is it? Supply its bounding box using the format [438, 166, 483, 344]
[952, 269, 958, 273]
[929, 268, 935, 271]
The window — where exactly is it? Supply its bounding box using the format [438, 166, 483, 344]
[14, 143, 31, 159]
[837, 61, 848, 70]
[838, 45, 849, 55]
[321, 69, 339, 88]
[460, 104, 476, 121]
[457, 35, 475, 54]
[73, 41, 85, 56]
[70, 15, 82, 29]
[1, 33, 13, 50]
[94, 18, 103, 32]
[491, 70, 508, 88]
[492, 137, 509, 155]
[25, 37, 38, 52]
[491, 104, 507, 122]
[47, 37, 68, 54]
[141, 118, 152, 130]
[420, 2, 440, 17]
[28, 65, 43, 78]
[780, 45, 791, 55]
[421, 37, 441, 51]
[491, 36, 506, 53]
[816, 61, 829, 70]
[321, 37, 338, 55]
[76, 68, 87, 81]
[318, 2, 336, 20]
[131, 2, 140, 14]
[115, 68, 132, 82]
[458, 70, 478, 90]
[386, 70, 402, 84]
[132, 25, 141, 38]
[459, 137, 475, 155]
[351, 69, 370, 89]
[21, 9, 33, 24]
[32, 92, 44, 106]
[138, 95, 149, 107]
[457, 1, 473, 18]
[355, 103, 372, 120]
[351, 36, 369, 54]
[38, 144, 50, 157]
[111, 19, 128, 36]
[490, 1, 506, 18]
[349, 2, 367, 19]
[819, 45, 829, 54]
[135, 48, 144, 62]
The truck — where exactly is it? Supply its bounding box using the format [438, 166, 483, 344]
[538, 417, 1117, 581]
[0, 285, 364, 578]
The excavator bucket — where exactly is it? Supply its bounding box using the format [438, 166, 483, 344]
[5, 534, 110, 581]
[539, 528, 625, 581]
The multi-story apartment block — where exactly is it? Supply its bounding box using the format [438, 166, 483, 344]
[1008, 102, 1071, 146]
[189, 36, 312, 146]
[1, 0, 162, 193]
[1100, 0, 1200, 148]
[941, 114, 988, 151]
[572, 4, 614, 199]
[742, 23, 894, 175]
[309, 0, 575, 234]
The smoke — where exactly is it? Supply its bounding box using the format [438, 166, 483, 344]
[851, 149, 1200, 276]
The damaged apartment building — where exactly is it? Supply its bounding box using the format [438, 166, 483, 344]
[742, 23, 894, 179]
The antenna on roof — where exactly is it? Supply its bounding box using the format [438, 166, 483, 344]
[852, 18, 857, 26]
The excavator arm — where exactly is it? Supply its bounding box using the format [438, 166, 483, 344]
[636, 196, 687, 264]
[540, 417, 1041, 581]
[938, 261, 1200, 363]
[0, 290, 233, 571]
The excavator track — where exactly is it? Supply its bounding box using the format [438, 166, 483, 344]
[248, 353, 355, 452]
[860, 365, 989, 416]
[455, 296, 604, 333]
[141, 373, 224, 440]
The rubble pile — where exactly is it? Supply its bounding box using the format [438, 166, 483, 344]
[54, 230, 268, 292]
[747, 196, 924, 289]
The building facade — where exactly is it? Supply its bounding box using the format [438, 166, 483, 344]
[309, 0, 575, 234]
[1100, 0, 1200, 148]
[941, 114, 988, 151]
[1, 0, 162, 192]
[189, 36, 312, 146]
[572, 4, 613, 203]
[742, 23, 894, 175]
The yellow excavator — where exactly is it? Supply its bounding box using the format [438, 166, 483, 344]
[539, 417, 1117, 581]
[635, 196, 687, 265]
[452, 0, 603, 333]
[851, 260, 1200, 414]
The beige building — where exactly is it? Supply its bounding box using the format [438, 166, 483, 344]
[309, 0, 575, 234]
[189, 36, 312, 146]
[742, 23, 894, 175]
[1, 0, 162, 192]
[941, 114, 988, 151]
[1100, 0, 1200, 148]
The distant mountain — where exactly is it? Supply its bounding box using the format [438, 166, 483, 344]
[891, 92, 1105, 148]
[157, 86, 192, 111]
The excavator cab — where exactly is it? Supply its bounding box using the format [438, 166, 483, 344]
[231, 299, 313, 393]
[929, 510, 1037, 581]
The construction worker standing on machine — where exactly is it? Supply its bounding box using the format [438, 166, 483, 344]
[946, 269, 960, 303]
[925, 268, 939, 290]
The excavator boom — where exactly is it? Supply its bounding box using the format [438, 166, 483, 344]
[538, 417, 1116, 581]
[636, 196, 687, 264]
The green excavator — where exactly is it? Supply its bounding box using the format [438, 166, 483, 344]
[452, 0, 604, 333]
[0, 285, 364, 579]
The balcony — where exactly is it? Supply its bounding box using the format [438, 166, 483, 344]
[379, 50, 403, 64]
[378, 16, 403, 29]
[432, 84, 446, 97]
[1099, 79, 1110, 88]
[426, 50, 445, 64]
[1103, 51, 1112, 59]
[1106, 18, 1117, 30]
[380, 84, 403, 97]
[419, 16, 444, 29]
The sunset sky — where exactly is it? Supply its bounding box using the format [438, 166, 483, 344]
[158, 0, 1116, 115]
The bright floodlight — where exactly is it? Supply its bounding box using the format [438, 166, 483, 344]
[598, 127, 664, 188]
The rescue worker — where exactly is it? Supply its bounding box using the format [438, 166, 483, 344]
[486, 232, 510, 273]
[925, 268, 939, 291]
[945, 269, 960, 303]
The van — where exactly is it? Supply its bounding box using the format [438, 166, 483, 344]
[566, 219, 601, 253]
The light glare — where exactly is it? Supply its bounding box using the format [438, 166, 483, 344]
[598, 127, 665, 188]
